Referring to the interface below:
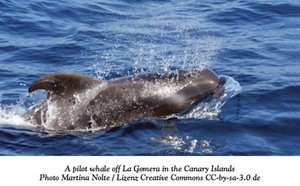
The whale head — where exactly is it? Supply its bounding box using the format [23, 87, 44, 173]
[152, 68, 226, 116]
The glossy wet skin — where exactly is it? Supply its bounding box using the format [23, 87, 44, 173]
[23, 68, 224, 131]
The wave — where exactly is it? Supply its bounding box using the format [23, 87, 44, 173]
[210, 1, 300, 24]
[250, 2, 300, 17]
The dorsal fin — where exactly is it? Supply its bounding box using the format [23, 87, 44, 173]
[28, 72, 105, 96]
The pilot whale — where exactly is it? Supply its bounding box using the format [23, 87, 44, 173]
[22, 68, 225, 131]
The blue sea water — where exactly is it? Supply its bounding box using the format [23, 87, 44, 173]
[0, 0, 300, 155]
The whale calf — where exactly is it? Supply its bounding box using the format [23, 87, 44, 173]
[23, 68, 225, 131]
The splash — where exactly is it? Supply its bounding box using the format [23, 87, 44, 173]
[0, 104, 31, 128]
[153, 135, 216, 154]
[0, 90, 45, 128]
[88, 3, 222, 79]
[153, 134, 229, 154]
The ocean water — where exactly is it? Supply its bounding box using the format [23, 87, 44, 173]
[0, 0, 299, 155]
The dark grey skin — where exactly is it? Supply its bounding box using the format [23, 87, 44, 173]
[22, 68, 225, 131]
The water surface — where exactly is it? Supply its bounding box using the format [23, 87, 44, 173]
[0, 0, 300, 155]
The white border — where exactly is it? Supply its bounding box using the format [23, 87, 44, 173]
[0, 156, 298, 185]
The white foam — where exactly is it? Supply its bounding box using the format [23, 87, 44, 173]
[0, 106, 32, 127]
